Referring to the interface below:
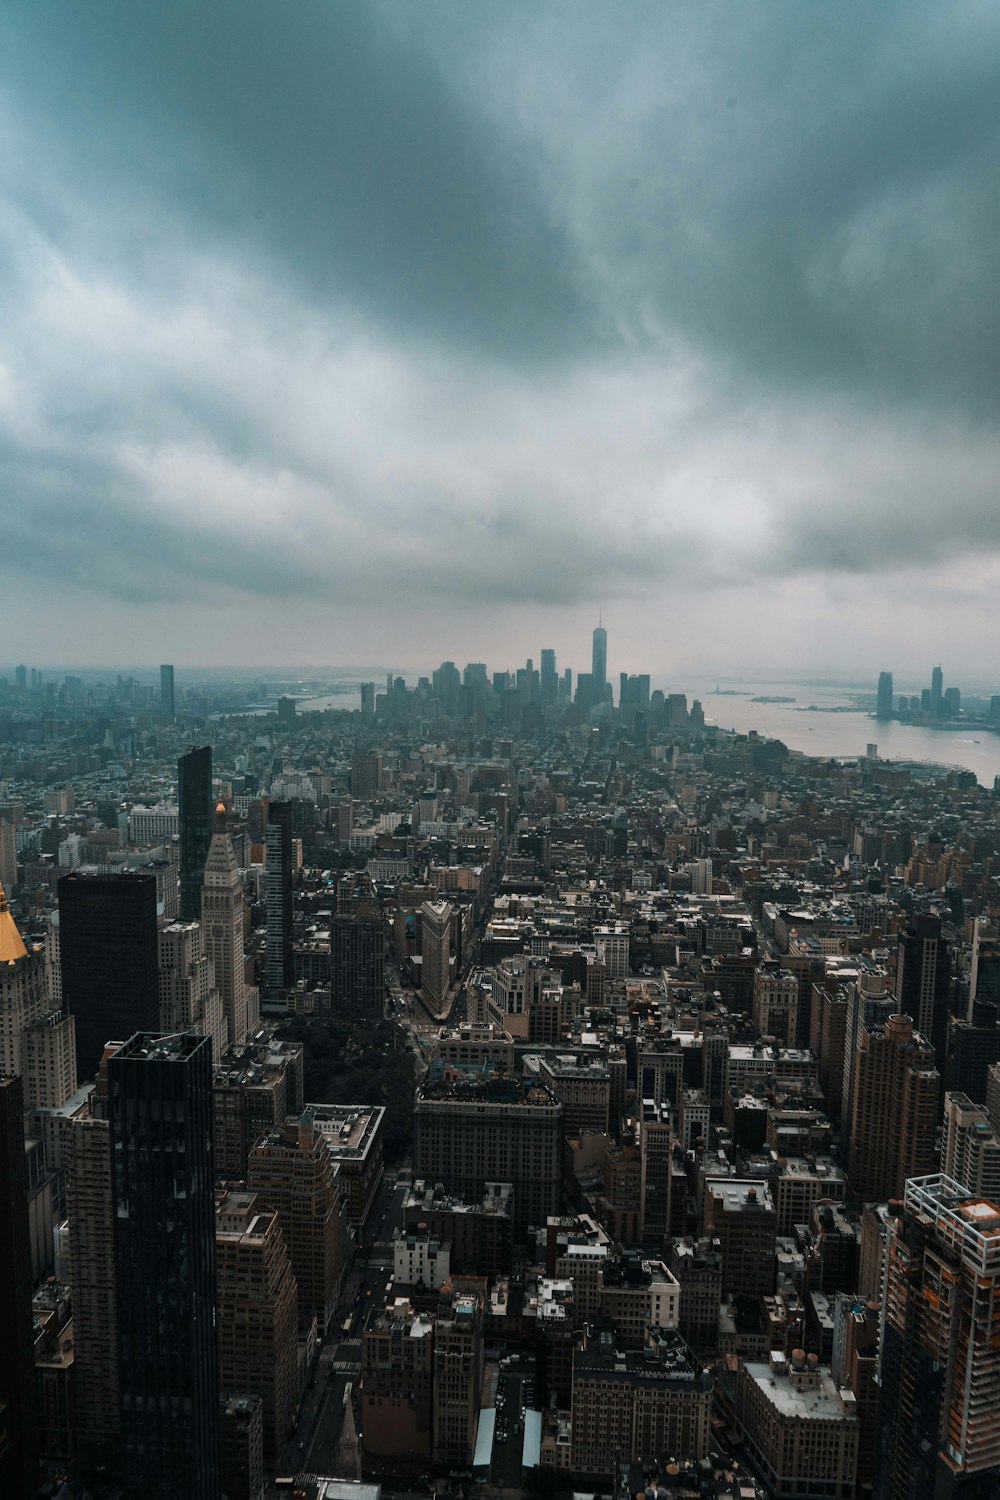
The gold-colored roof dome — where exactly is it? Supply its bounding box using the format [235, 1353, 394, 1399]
[0, 882, 28, 964]
[216, 800, 227, 815]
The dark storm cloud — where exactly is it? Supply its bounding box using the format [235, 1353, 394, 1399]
[1, 0, 1000, 658]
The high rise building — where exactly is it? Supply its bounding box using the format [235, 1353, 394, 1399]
[943, 1092, 1000, 1198]
[895, 912, 952, 1073]
[0, 1075, 39, 1500]
[362, 1298, 435, 1468]
[0, 882, 68, 1109]
[360, 681, 376, 718]
[414, 1075, 563, 1237]
[110, 1032, 220, 1499]
[847, 1013, 939, 1201]
[203, 803, 258, 1049]
[160, 663, 175, 719]
[66, 1050, 119, 1451]
[420, 900, 452, 1012]
[878, 1175, 1000, 1499]
[264, 803, 294, 1002]
[540, 648, 558, 707]
[215, 1189, 299, 1467]
[178, 744, 213, 922]
[247, 1111, 347, 1335]
[432, 1287, 485, 1468]
[931, 662, 944, 717]
[158, 919, 227, 1059]
[0, 818, 16, 889]
[58, 871, 160, 1084]
[331, 896, 385, 1018]
[876, 670, 894, 719]
[591, 622, 607, 701]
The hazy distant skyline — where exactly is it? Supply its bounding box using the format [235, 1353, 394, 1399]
[3, 2, 1000, 675]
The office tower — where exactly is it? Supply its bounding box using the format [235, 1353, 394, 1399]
[59, 871, 160, 1083]
[947, 1000, 1000, 1106]
[895, 912, 951, 1071]
[362, 1298, 435, 1468]
[931, 662, 944, 717]
[350, 749, 384, 799]
[420, 899, 452, 1011]
[942, 1092, 1000, 1198]
[215, 1189, 299, 1467]
[571, 1327, 712, 1478]
[830, 1295, 880, 1492]
[703, 1180, 777, 1299]
[540, 647, 557, 706]
[203, 803, 257, 1049]
[110, 1032, 220, 1500]
[736, 1350, 858, 1499]
[752, 964, 799, 1045]
[848, 1014, 938, 1201]
[219, 1394, 264, 1500]
[0, 1076, 39, 1500]
[360, 681, 376, 718]
[413, 1074, 563, 1237]
[432, 1287, 485, 1468]
[246, 1112, 347, 1335]
[591, 621, 607, 699]
[264, 802, 294, 1001]
[178, 744, 213, 921]
[67, 1051, 119, 1450]
[876, 670, 894, 719]
[213, 1036, 304, 1180]
[969, 918, 1000, 1013]
[331, 899, 385, 1017]
[158, 919, 227, 1059]
[878, 1175, 1000, 1499]
[160, 662, 175, 719]
[14, 662, 27, 694]
[0, 818, 16, 888]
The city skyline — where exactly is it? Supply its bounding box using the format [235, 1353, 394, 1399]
[3, 3, 1000, 672]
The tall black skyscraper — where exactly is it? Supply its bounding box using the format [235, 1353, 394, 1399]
[265, 802, 294, 1000]
[110, 1033, 220, 1499]
[0, 1076, 39, 1500]
[59, 871, 160, 1083]
[178, 744, 213, 922]
[895, 912, 952, 1075]
[876, 670, 894, 719]
[159, 663, 175, 719]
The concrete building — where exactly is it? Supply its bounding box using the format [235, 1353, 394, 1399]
[393, 1226, 451, 1290]
[420, 900, 453, 1012]
[309, 1103, 386, 1230]
[203, 803, 258, 1049]
[404, 1179, 514, 1277]
[414, 1074, 563, 1238]
[847, 1013, 938, 1202]
[158, 919, 228, 1060]
[752, 965, 799, 1047]
[704, 1180, 776, 1300]
[736, 1350, 858, 1499]
[213, 1036, 305, 1181]
[362, 1299, 434, 1471]
[878, 1175, 1000, 1499]
[943, 1091, 1000, 1198]
[247, 1112, 348, 1335]
[433, 1287, 484, 1469]
[215, 1189, 299, 1467]
[570, 1326, 711, 1478]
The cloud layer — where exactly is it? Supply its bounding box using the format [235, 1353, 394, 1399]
[2, 0, 1000, 674]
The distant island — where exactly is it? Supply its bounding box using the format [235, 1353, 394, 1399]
[751, 694, 796, 704]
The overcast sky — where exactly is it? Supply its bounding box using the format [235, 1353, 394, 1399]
[2, 1, 1000, 683]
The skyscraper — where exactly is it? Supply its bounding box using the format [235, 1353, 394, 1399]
[203, 802, 258, 1049]
[160, 662, 175, 719]
[931, 662, 944, 717]
[331, 889, 385, 1018]
[264, 802, 294, 1003]
[895, 913, 952, 1073]
[540, 647, 557, 706]
[876, 670, 894, 719]
[592, 621, 607, 701]
[59, 871, 160, 1083]
[178, 744, 213, 922]
[878, 1175, 1000, 1499]
[110, 1032, 220, 1499]
[0, 1075, 39, 1500]
[847, 1013, 938, 1201]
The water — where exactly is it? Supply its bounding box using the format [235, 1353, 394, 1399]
[676, 679, 1000, 786]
